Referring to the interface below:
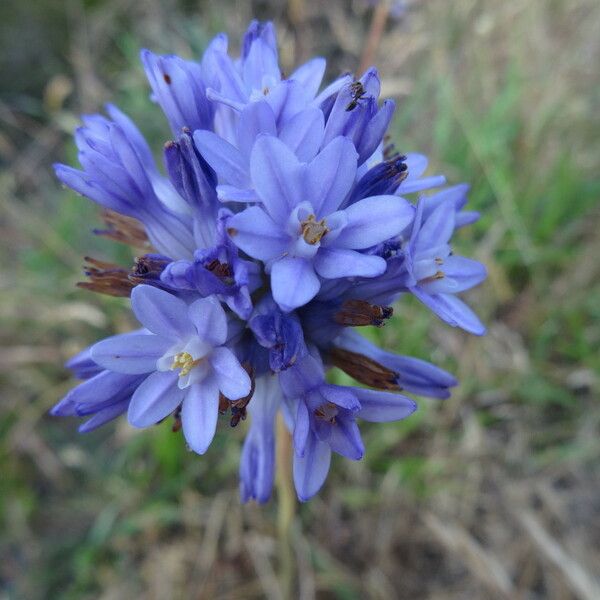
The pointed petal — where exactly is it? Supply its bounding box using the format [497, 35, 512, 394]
[326, 417, 364, 460]
[209, 346, 251, 400]
[289, 57, 326, 99]
[131, 285, 195, 339]
[314, 248, 386, 279]
[279, 107, 325, 162]
[127, 370, 183, 427]
[239, 374, 280, 503]
[250, 135, 301, 223]
[306, 136, 357, 218]
[415, 201, 455, 252]
[79, 399, 129, 433]
[193, 130, 249, 187]
[413, 288, 486, 336]
[181, 377, 220, 454]
[91, 332, 170, 374]
[236, 100, 277, 158]
[335, 195, 415, 249]
[187, 296, 228, 346]
[293, 432, 331, 502]
[354, 388, 417, 422]
[227, 206, 289, 260]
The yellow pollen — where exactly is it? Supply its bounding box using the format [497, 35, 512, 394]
[170, 352, 201, 377]
[300, 214, 329, 245]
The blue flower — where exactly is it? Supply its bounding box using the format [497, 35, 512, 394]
[227, 134, 415, 311]
[53, 18, 487, 503]
[54, 104, 195, 259]
[91, 285, 251, 454]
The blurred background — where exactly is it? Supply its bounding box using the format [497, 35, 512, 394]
[1, 0, 599, 598]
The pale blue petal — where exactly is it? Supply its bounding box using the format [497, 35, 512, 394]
[209, 346, 251, 400]
[131, 285, 194, 339]
[306, 136, 357, 218]
[128, 370, 183, 427]
[188, 296, 228, 346]
[354, 388, 417, 422]
[293, 432, 331, 502]
[271, 256, 320, 312]
[250, 135, 302, 223]
[227, 206, 289, 260]
[181, 376, 220, 454]
[91, 332, 170, 374]
[314, 248, 386, 279]
[193, 130, 249, 187]
[279, 107, 325, 162]
[335, 195, 415, 249]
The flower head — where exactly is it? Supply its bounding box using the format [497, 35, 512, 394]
[52, 19, 487, 503]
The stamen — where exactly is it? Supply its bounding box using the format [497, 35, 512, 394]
[78, 257, 134, 297]
[314, 402, 338, 424]
[333, 299, 393, 327]
[419, 270, 445, 285]
[300, 214, 329, 245]
[94, 210, 151, 249]
[170, 352, 202, 377]
[330, 347, 400, 391]
[205, 259, 234, 285]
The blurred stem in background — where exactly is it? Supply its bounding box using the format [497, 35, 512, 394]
[359, 0, 390, 74]
[276, 413, 296, 598]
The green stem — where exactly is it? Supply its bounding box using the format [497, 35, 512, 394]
[276, 413, 295, 599]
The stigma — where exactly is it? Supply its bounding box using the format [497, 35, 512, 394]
[300, 214, 329, 245]
[171, 352, 202, 377]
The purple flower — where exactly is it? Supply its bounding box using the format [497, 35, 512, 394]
[54, 104, 195, 259]
[91, 285, 251, 454]
[53, 18, 487, 503]
[402, 196, 487, 335]
[227, 134, 415, 311]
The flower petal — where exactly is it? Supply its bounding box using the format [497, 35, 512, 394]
[91, 332, 170, 374]
[239, 374, 280, 503]
[250, 135, 302, 223]
[236, 100, 277, 158]
[209, 346, 251, 400]
[194, 130, 249, 187]
[131, 285, 195, 340]
[335, 195, 415, 249]
[271, 256, 320, 312]
[289, 57, 326, 99]
[354, 388, 417, 422]
[279, 107, 324, 162]
[127, 370, 183, 427]
[326, 417, 364, 460]
[412, 288, 486, 335]
[227, 206, 289, 260]
[314, 248, 386, 279]
[181, 376, 220, 454]
[306, 136, 357, 218]
[293, 431, 332, 502]
[187, 296, 228, 347]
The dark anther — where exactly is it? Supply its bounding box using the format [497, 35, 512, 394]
[333, 299, 393, 327]
[217, 364, 255, 427]
[129, 254, 171, 285]
[163, 73, 172, 84]
[94, 210, 151, 249]
[205, 259, 234, 284]
[172, 406, 182, 432]
[78, 257, 134, 297]
[330, 347, 400, 391]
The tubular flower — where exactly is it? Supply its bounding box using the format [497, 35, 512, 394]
[52, 20, 486, 502]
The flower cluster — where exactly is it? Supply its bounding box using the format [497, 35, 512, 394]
[52, 21, 486, 502]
